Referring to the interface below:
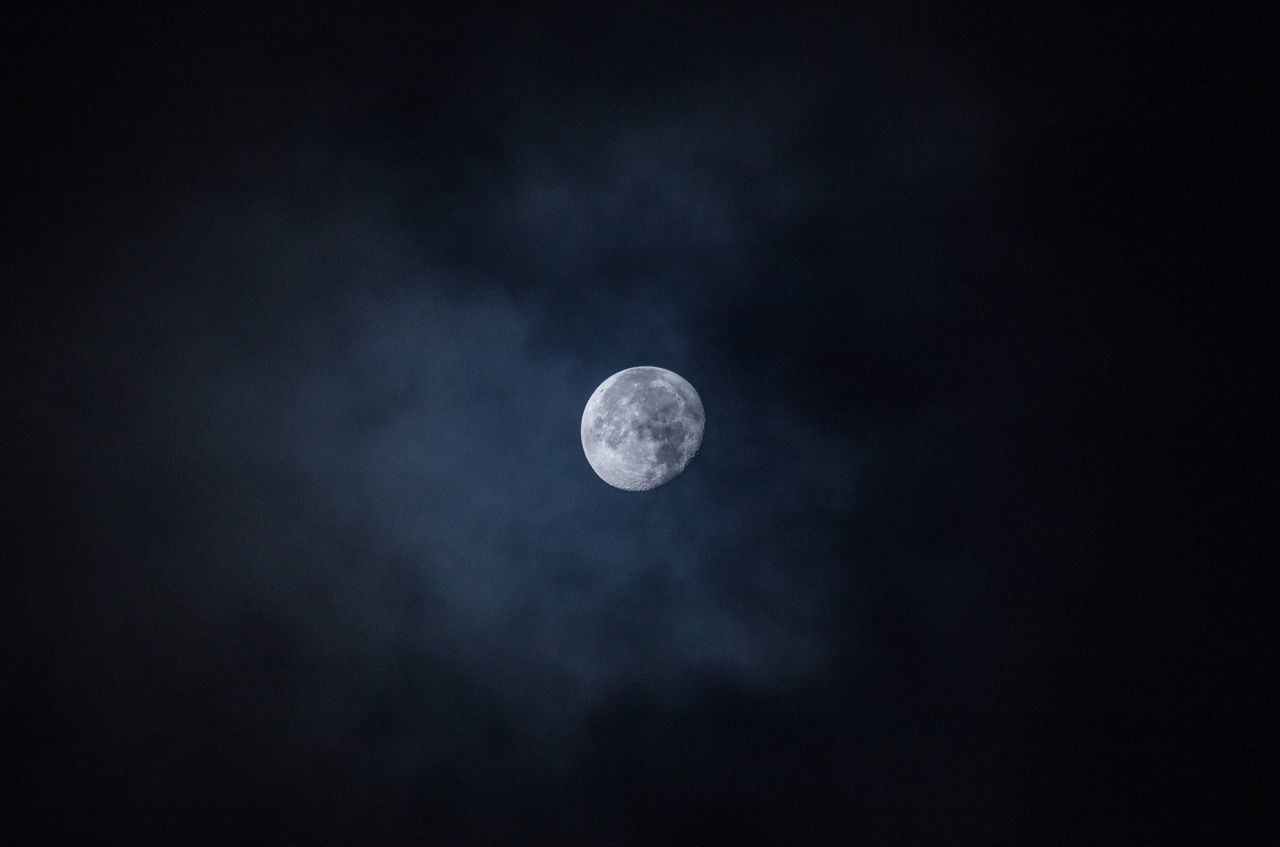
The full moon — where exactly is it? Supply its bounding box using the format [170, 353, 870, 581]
[581, 366, 705, 491]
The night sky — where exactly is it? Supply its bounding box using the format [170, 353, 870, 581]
[7, 3, 1271, 844]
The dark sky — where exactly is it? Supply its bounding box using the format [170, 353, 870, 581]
[6, 3, 1271, 844]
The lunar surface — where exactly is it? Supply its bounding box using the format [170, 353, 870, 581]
[581, 366, 705, 491]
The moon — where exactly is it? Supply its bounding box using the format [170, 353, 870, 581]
[581, 366, 705, 491]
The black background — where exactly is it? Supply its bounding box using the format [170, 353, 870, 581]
[6, 3, 1272, 844]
